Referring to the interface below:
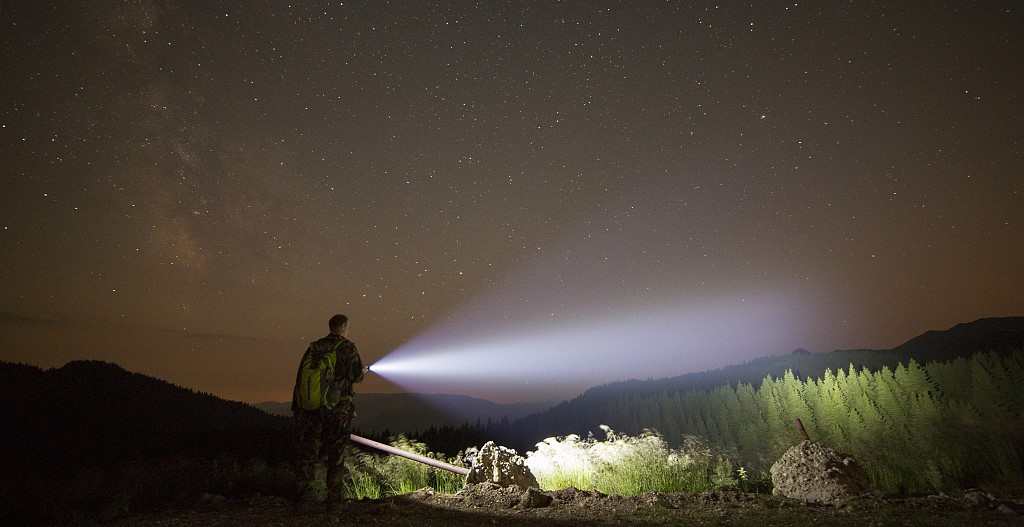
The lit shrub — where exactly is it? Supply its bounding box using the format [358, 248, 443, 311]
[526, 426, 739, 495]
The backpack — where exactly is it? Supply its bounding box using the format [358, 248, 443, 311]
[295, 339, 352, 411]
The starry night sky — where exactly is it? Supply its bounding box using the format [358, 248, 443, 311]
[1, 1, 1021, 403]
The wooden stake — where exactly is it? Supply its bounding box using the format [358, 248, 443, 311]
[795, 418, 811, 442]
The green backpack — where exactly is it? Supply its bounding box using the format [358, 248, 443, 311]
[295, 340, 350, 411]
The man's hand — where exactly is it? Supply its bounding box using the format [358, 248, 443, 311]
[363, 365, 371, 374]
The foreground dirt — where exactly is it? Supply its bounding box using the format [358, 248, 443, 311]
[105, 486, 1024, 527]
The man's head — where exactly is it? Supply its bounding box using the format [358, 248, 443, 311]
[329, 314, 349, 337]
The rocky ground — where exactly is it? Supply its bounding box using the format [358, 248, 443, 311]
[101, 486, 1024, 527]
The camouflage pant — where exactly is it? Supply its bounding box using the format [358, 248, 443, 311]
[293, 401, 355, 502]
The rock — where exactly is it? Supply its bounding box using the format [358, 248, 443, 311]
[643, 492, 677, 509]
[769, 440, 869, 505]
[550, 487, 581, 501]
[466, 441, 539, 490]
[519, 487, 553, 508]
[963, 489, 996, 507]
[409, 488, 435, 500]
[197, 492, 228, 510]
[996, 504, 1017, 515]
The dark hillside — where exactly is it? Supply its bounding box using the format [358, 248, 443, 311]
[1, 360, 288, 471]
[0, 360, 290, 523]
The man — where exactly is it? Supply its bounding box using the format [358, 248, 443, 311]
[292, 314, 366, 510]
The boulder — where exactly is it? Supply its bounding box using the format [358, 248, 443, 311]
[963, 489, 997, 508]
[996, 504, 1017, 516]
[466, 441, 539, 490]
[769, 440, 868, 505]
[519, 487, 553, 508]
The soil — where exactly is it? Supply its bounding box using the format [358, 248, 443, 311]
[770, 440, 869, 504]
[102, 486, 1024, 527]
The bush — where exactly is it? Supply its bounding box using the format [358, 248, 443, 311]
[526, 426, 754, 495]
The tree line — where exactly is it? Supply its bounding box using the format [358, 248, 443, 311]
[412, 351, 1024, 493]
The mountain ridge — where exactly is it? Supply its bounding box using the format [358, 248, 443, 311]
[0, 359, 289, 475]
[499, 316, 1024, 448]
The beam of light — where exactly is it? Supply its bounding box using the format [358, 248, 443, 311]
[371, 293, 809, 398]
[369, 193, 827, 402]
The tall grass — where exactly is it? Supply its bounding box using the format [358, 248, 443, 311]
[526, 426, 750, 495]
[345, 436, 465, 499]
[344, 429, 752, 499]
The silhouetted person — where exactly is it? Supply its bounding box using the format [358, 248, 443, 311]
[292, 314, 365, 511]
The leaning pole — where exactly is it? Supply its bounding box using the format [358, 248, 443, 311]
[349, 433, 471, 476]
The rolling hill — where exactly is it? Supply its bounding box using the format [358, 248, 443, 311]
[0, 359, 293, 523]
[0, 359, 289, 473]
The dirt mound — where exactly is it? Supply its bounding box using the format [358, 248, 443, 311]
[455, 482, 523, 508]
[465, 441, 538, 489]
[770, 440, 869, 504]
[547, 487, 605, 501]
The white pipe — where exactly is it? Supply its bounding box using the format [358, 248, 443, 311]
[349, 433, 471, 476]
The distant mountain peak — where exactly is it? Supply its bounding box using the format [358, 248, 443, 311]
[892, 316, 1024, 356]
[59, 359, 127, 372]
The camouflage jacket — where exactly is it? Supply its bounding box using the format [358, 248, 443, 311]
[291, 334, 364, 413]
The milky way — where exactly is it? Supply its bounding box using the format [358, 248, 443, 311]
[0, 2, 1021, 402]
